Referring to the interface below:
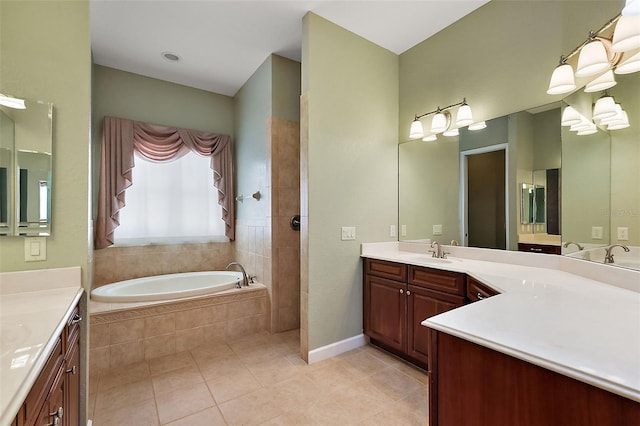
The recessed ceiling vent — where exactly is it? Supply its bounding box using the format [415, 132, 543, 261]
[161, 52, 180, 62]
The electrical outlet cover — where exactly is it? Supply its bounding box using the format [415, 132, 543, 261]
[591, 226, 603, 240]
[617, 227, 629, 241]
[433, 224, 443, 235]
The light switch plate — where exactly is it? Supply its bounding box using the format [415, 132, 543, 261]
[389, 225, 396, 237]
[25, 237, 46, 262]
[341, 226, 356, 241]
[591, 226, 603, 240]
[617, 227, 629, 241]
[433, 224, 443, 235]
[401, 225, 407, 237]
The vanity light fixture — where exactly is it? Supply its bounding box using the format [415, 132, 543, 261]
[409, 98, 473, 139]
[564, 93, 631, 136]
[422, 134, 438, 142]
[0, 94, 26, 109]
[560, 106, 582, 126]
[546, 5, 640, 96]
[607, 111, 630, 129]
[599, 104, 623, 125]
[468, 121, 487, 131]
[442, 128, 459, 137]
[576, 122, 598, 136]
[592, 94, 618, 120]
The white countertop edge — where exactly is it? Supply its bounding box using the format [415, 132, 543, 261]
[2, 288, 84, 426]
[0, 266, 82, 295]
[423, 318, 640, 403]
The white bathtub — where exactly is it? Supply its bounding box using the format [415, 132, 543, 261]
[90, 271, 244, 303]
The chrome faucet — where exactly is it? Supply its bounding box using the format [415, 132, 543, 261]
[604, 244, 630, 264]
[226, 262, 249, 288]
[430, 241, 441, 258]
[563, 241, 584, 251]
[450, 240, 459, 246]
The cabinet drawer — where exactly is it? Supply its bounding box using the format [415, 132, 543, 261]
[518, 243, 561, 255]
[65, 306, 82, 358]
[467, 277, 500, 302]
[23, 337, 63, 423]
[408, 266, 465, 296]
[365, 258, 407, 282]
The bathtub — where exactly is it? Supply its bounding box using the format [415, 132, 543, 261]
[90, 271, 244, 303]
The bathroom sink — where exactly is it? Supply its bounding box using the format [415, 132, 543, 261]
[0, 322, 30, 357]
[614, 260, 640, 270]
[400, 254, 455, 264]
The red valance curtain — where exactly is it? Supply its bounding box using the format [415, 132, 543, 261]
[95, 116, 234, 249]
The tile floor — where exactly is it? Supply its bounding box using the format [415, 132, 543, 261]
[89, 329, 429, 425]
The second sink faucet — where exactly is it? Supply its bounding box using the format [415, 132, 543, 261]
[604, 244, 630, 264]
[226, 262, 249, 288]
[563, 241, 584, 251]
[430, 241, 449, 259]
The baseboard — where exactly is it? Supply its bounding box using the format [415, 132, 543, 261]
[307, 333, 367, 364]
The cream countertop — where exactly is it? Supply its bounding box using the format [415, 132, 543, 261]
[0, 267, 83, 426]
[361, 242, 640, 403]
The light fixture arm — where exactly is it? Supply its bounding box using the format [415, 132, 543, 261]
[561, 14, 621, 63]
[414, 98, 467, 121]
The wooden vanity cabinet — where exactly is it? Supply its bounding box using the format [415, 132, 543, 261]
[466, 276, 500, 303]
[518, 242, 561, 255]
[363, 258, 465, 368]
[12, 304, 82, 426]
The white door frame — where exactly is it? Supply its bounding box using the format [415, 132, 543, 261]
[459, 143, 509, 248]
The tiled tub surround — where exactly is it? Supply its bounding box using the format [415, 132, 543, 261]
[89, 284, 267, 372]
[93, 242, 234, 287]
[362, 242, 640, 402]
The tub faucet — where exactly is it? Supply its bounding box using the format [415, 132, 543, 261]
[563, 241, 584, 251]
[604, 244, 630, 264]
[226, 262, 249, 288]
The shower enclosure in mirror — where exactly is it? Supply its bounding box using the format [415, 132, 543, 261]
[0, 98, 53, 236]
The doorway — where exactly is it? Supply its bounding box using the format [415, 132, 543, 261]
[460, 144, 508, 249]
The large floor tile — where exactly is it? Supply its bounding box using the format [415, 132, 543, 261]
[155, 381, 216, 424]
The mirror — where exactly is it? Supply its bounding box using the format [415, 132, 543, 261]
[399, 106, 561, 250]
[0, 98, 53, 236]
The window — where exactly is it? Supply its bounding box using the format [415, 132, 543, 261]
[114, 151, 226, 245]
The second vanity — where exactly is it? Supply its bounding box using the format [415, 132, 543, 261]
[362, 242, 640, 425]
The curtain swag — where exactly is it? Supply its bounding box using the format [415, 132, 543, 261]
[95, 116, 235, 249]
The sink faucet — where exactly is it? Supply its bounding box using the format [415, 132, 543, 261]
[226, 262, 249, 288]
[430, 241, 441, 259]
[604, 244, 630, 264]
[563, 241, 584, 251]
[450, 240, 459, 246]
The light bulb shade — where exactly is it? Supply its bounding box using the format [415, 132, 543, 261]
[547, 64, 576, 94]
[592, 96, 617, 120]
[430, 112, 448, 134]
[622, 0, 640, 16]
[577, 123, 598, 135]
[0, 94, 26, 109]
[455, 104, 473, 127]
[612, 15, 640, 52]
[443, 128, 459, 137]
[468, 121, 487, 131]
[599, 104, 623, 125]
[615, 48, 640, 74]
[409, 119, 424, 139]
[607, 111, 630, 129]
[570, 119, 593, 131]
[584, 70, 617, 92]
[561, 106, 583, 126]
[422, 134, 437, 142]
[576, 40, 611, 76]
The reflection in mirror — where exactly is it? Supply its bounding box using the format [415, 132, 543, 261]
[0, 99, 53, 236]
[562, 72, 639, 271]
[0, 110, 14, 234]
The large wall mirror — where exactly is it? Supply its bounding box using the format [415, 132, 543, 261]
[398, 71, 639, 271]
[0, 98, 53, 236]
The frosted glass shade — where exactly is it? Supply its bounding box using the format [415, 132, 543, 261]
[409, 119, 424, 139]
[0, 94, 26, 109]
[570, 119, 593, 131]
[622, 0, 640, 15]
[615, 49, 640, 74]
[547, 64, 576, 94]
[612, 15, 640, 52]
[599, 104, 623, 125]
[455, 104, 473, 127]
[576, 40, 610, 77]
[468, 121, 487, 131]
[443, 128, 459, 137]
[607, 111, 630, 130]
[577, 123, 598, 136]
[585, 70, 617, 92]
[592, 96, 617, 120]
[430, 112, 448, 134]
[561, 106, 582, 126]
[422, 134, 437, 142]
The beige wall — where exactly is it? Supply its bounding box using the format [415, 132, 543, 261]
[0, 0, 91, 285]
[302, 13, 399, 351]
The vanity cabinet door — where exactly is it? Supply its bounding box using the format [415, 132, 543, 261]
[466, 277, 499, 303]
[407, 285, 464, 367]
[64, 336, 80, 426]
[364, 274, 406, 353]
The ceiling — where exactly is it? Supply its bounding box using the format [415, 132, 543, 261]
[90, 0, 490, 97]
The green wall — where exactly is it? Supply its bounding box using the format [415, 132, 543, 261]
[91, 65, 234, 217]
[0, 0, 91, 284]
[302, 13, 398, 350]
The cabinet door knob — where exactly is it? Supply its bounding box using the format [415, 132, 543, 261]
[399, 289, 404, 294]
[477, 292, 486, 300]
[66, 365, 77, 375]
[71, 314, 82, 325]
[407, 290, 411, 296]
